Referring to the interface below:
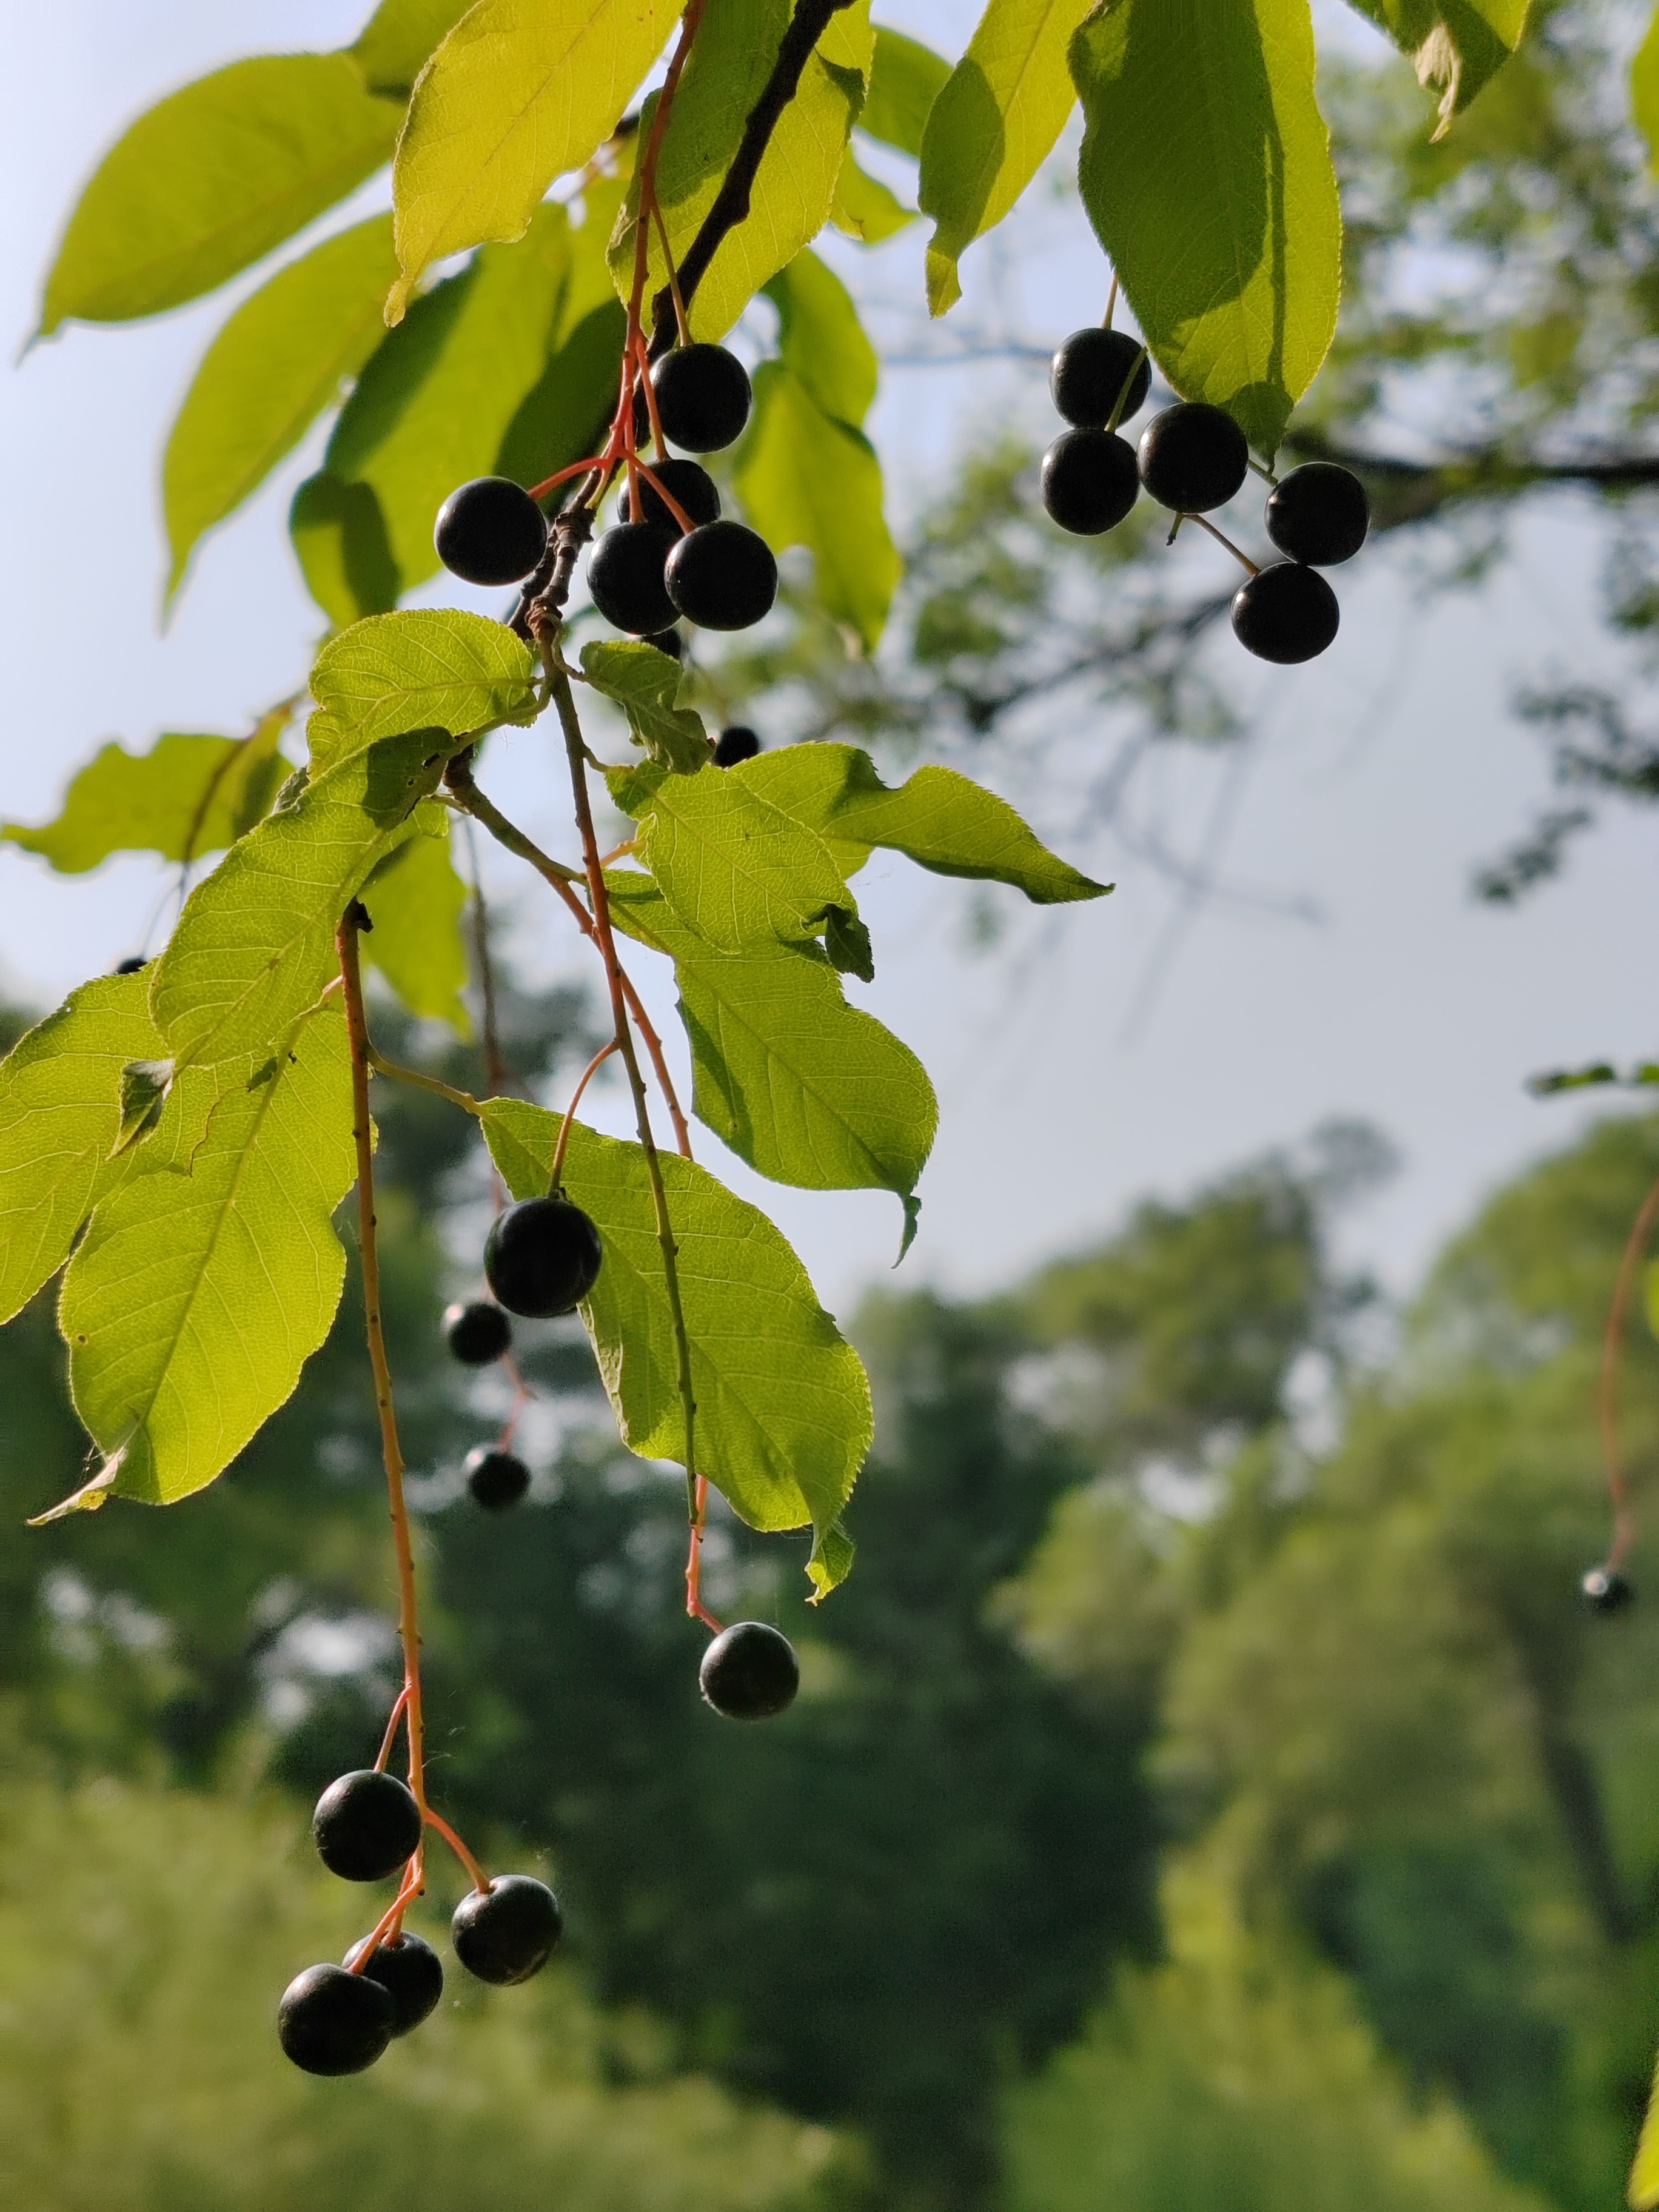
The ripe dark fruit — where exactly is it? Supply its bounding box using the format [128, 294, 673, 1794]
[588, 522, 678, 635]
[434, 476, 548, 586]
[312, 1769, 423, 1883]
[665, 520, 777, 631]
[1136, 401, 1250, 513]
[1582, 1564, 1635, 1614]
[1041, 429, 1139, 536]
[699, 1621, 800, 1720]
[452, 1875, 563, 1985]
[642, 626, 684, 660]
[1230, 561, 1340, 665]
[443, 1300, 511, 1367]
[278, 1963, 394, 2076]
[714, 725, 761, 766]
[344, 1931, 444, 2037]
[1265, 462, 1369, 566]
[1050, 327, 1151, 429]
[466, 1446, 531, 1512]
[484, 1195, 603, 1318]
[652, 343, 752, 452]
[114, 956, 148, 974]
[620, 458, 720, 533]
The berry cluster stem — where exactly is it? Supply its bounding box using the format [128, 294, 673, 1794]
[1598, 1165, 1659, 1570]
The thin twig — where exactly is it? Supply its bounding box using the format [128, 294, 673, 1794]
[551, 1039, 618, 1191]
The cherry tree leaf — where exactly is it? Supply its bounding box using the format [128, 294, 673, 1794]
[289, 475, 401, 631]
[307, 610, 538, 774]
[830, 154, 917, 242]
[359, 813, 473, 1034]
[349, 0, 478, 95]
[1346, 0, 1530, 137]
[861, 25, 951, 154]
[581, 641, 709, 776]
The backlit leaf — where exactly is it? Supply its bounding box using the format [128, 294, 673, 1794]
[289, 474, 400, 630]
[763, 247, 879, 426]
[831, 152, 917, 243]
[497, 175, 630, 486]
[861, 24, 952, 155]
[1630, 2040, 1659, 2208]
[307, 610, 538, 775]
[581, 641, 709, 776]
[360, 813, 473, 1034]
[350, 0, 478, 95]
[38, 55, 401, 333]
[481, 1099, 871, 1595]
[1347, 0, 1530, 137]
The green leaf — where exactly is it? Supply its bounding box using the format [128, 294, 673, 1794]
[38, 56, 402, 333]
[0, 974, 164, 1327]
[3, 715, 289, 876]
[360, 814, 473, 1034]
[1070, 0, 1342, 460]
[581, 641, 709, 775]
[289, 474, 400, 630]
[605, 870, 935, 1206]
[497, 175, 630, 484]
[917, 0, 1094, 318]
[831, 152, 918, 243]
[48, 1004, 358, 1514]
[734, 363, 899, 652]
[163, 217, 398, 600]
[481, 1099, 871, 1595]
[153, 729, 457, 1070]
[387, 0, 682, 322]
[821, 905, 875, 982]
[764, 247, 879, 425]
[1631, 2040, 1659, 2210]
[737, 742, 1111, 903]
[329, 208, 572, 595]
[1637, 4, 1659, 170]
[1347, 0, 1530, 138]
[862, 24, 953, 155]
[307, 610, 538, 775]
[349, 0, 478, 95]
[610, 0, 873, 342]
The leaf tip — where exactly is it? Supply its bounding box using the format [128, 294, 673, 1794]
[924, 244, 961, 319]
[28, 1453, 124, 1524]
[894, 1192, 921, 1265]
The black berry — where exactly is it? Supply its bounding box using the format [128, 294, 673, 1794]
[1050, 328, 1151, 429]
[434, 477, 548, 586]
[699, 1620, 800, 1720]
[1265, 461, 1369, 566]
[278, 1962, 394, 2075]
[114, 956, 148, 974]
[1137, 402, 1250, 513]
[344, 1930, 444, 2037]
[451, 1875, 563, 1985]
[652, 344, 752, 452]
[714, 726, 762, 766]
[665, 520, 777, 631]
[588, 522, 677, 635]
[641, 627, 684, 660]
[1230, 561, 1339, 664]
[312, 1769, 423, 1883]
[1583, 1564, 1635, 1614]
[484, 1195, 603, 1318]
[1041, 429, 1139, 535]
[466, 1446, 531, 1511]
[620, 458, 720, 533]
[443, 1300, 511, 1367]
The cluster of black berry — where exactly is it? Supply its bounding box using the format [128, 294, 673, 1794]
[278, 1767, 562, 2077]
[1039, 326, 1370, 666]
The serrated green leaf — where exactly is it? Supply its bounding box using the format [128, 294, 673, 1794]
[49, 1004, 358, 1514]
[831, 152, 917, 243]
[360, 814, 473, 1034]
[350, 0, 478, 95]
[290, 473, 401, 630]
[0, 974, 164, 1327]
[764, 248, 879, 425]
[610, 0, 872, 341]
[387, 0, 681, 322]
[918, 0, 1094, 318]
[1347, 0, 1529, 136]
[329, 208, 571, 594]
[862, 25, 952, 155]
[1071, 0, 1341, 460]
[821, 905, 875, 981]
[606, 870, 934, 1204]
[581, 641, 709, 775]
[164, 217, 398, 600]
[153, 730, 456, 1070]
[3, 716, 290, 877]
[480, 1099, 871, 1595]
[734, 363, 899, 652]
[38, 56, 402, 333]
[738, 742, 1111, 903]
[308, 610, 539, 774]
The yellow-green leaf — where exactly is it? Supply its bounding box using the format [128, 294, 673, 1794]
[307, 610, 538, 775]
[1347, 0, 1530, 138]
[360, 814, 473, 1034]
[582, 640, 709, 774]
[831, 151, 917, 243]
[349, 0, 478, 95]
[289, 474, 400, 631]
[764, 247, 878, 425]
[1631, 2041, 1659, 2208]
[861, 24, 952, 155]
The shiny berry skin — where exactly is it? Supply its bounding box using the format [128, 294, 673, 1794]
[588, 522, 678, 635]
[434, 477, 548, 586]
[1136, 402, 1250, 513]
[620, 458, 720, 533]
[1583, 1565, 1635, 1613]
[714, 725, 762, 766]
[699, 1621, 800, 1720]
[652, 344, 753, 452]
[344, 1930, 444, 2037]
[1050, 328, 1151, 429]
[665, 520, 777, 631]
[452, 1875, 563, 1985]
[114, 956, 148, 974]
[1041, 429, 1139, 535]
[278, 1962, 394, 2075]
[443, 1300, 511, 1367]
[641, 627, 684, 660]
[1230, 562, 1339, 664]
[484, 1195, 603, 1318]
[1265, 463, 1369, 566]
[312, 1769, 423, 1882]
[465, 1446, 531, 1512]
